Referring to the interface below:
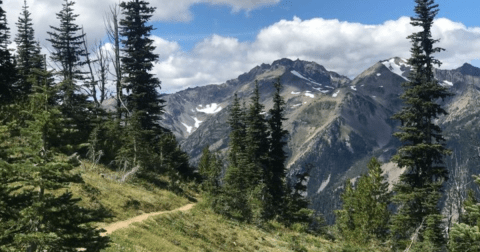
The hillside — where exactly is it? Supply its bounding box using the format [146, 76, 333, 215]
[68, 161, 388, 252]
[159, 57, 480, 223]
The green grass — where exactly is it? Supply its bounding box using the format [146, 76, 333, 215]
[101, 202, 389, 252]
[68, 161, 194, 224]
[67, 161, 388, 252]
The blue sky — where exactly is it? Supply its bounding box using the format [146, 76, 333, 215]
[6, 0, 480, 92]
[154, 0, 480, 50]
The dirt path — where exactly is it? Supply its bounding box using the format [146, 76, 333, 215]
[100, 203, 196, 236]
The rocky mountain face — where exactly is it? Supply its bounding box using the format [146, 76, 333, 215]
[160, 58, 480, 223]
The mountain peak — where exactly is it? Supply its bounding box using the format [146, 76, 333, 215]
[456, 62, 480, 77]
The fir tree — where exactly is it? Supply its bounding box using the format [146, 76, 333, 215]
[220, 94, 252, 221]
[227, 93, 246, 168]
[1, 70, 109, 251]
[335, 157, 391, 244]
[120, 0, 165, 134]
[0, 0, 18, 105]
[448, 178, 480, 252]
[47, 0, 93, 151]
[244, 81, 270, 220]
[198, 146, 222, 197]
[266, 77, 289, 218]
[15, 0, 44, 98]
[390, 0, 452, 250]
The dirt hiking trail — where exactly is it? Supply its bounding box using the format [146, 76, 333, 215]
[100, 203, 196, 236]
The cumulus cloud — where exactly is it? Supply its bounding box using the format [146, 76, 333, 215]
[4, 0, 279, 45]
[154, 16, 480, 92]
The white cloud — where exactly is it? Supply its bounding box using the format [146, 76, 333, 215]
[155, 16, 480, 92]
[5, 0, 279, 46]
[5, 1, 480, 94]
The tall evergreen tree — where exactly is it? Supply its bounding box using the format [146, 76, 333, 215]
[227, 93, 246, 168]
[336, 157, 391, 244]
[266, 77, 289, 218]
[198, 146, 222, 197]
[6, 71, 109, 251]
[120, 0, 165, 133]
[47, 0, 93, 151]
[390, 0, 452, 250]
[15, 0, 43, 98]
[220, 94, 251, 221]
[244, 81, 270, 220]
[47, 0, 86, 84]
[0, 0, 18, 105]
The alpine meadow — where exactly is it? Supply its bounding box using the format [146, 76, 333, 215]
[2, 0, 480, 251]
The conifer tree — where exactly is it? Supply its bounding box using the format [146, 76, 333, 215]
[198, 146, 222, 197]
[244, 81, 270, 220]
[390, 0, 452, 250]
[221, 94, 251, 221]
[15, 0, 43, 98]
[448, 178, 480, 251]
[227, 93, 246, 168]
[0, 0, 18, 105]
[120, 0, 165, 133]
[47, 0, 93, 150]
[266, 77, 289, 218]
[3, 70, 110, 251]
[336, 157, 391, 244]
[285, 169, 312, 225]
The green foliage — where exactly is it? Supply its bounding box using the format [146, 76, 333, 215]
[14, 0, 44, 98]
[198, 146, 222, 197]
[0, 76, 109, 251]
[336, 158, 391, 245]
[47, 0, 95, 152]
[448, 176, 480, 251]
[0, 0, 19, 105]
[266, 77, 289, 219]
[390, 1, 452, 250]
[120, 0, 165, 134]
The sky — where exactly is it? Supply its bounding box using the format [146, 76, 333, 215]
[5, 0, 480, 93]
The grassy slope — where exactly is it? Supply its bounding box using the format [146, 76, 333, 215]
[102, 203, 389, 252]
[70, 162, 388, 252]
[69, 162, 193, 225]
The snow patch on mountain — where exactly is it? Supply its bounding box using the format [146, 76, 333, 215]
[443, 80, 453, 86]
[377, 73, 381, 76]
[196, 103, 222, 114]
[291, 91, 300, 95]
[350, 86, 357, 91]
[292, 103, 302, 108]
[193, 117, 202, 128]
[317, 174, 331, 193]
[332, 90, 340, 98]
[181, 122, 193, 134]
[382, 58, 409, 81]
[305, 92, 314, 98]
[291, 70, 310, 81]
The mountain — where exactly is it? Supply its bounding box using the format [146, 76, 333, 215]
[160, 57, 480, 223]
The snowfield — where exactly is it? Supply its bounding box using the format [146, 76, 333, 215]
[196, 103, 222, 114]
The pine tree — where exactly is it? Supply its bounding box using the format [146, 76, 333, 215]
[47, 0, 93, 151]
[335, 157, 391, 244]
[244, 81, 270, 220]
[198, 146, 222, 197]
[119, 0, 165, 134]
[390, 1, 452, 250]
[220, 94, 252, 221]
[448, 178, 480, 251]
[266, 77, 289, 218]
[15, 0, 44, 98]
[0, 70, 109, 251]
[227, 93, 246, 168]
[0, 0, 18, 105]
